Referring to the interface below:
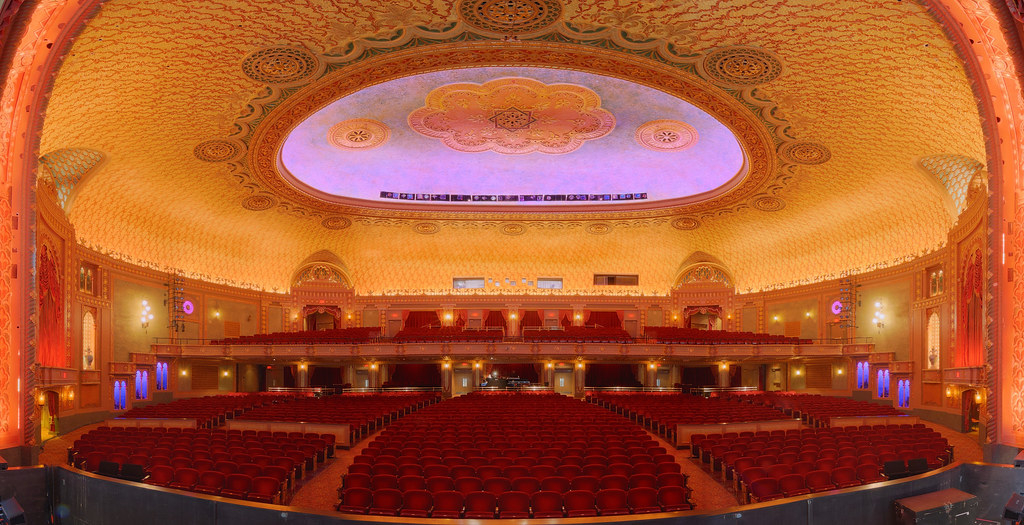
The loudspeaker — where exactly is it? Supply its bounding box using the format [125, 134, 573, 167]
[906, 457, 929, 476]
[1004, 493, 1024, 520]
[98, 460, 120, 477]
[1014, 449, 1024, 468]
[0, 496, 26, 524]
[120, 463, 147, 482]
[0, 454, 7, 471]
[882, 460, 907, 479]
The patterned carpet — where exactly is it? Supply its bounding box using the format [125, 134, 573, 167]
[38, 417, 985, 515]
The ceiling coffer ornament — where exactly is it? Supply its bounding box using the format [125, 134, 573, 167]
[241, 46, 322, 87]
[700, 46, 783, 88]
[328, 119, 390, 151]
[635, 120, 698, 152]
[321, 216, 352, 230]
[752, 196, 786, 212]
[242, 195, 277, 211]
[778, 141, 832, 165]
[194, 139, 243, 162]
[408, 77, 615, 155]
[671, 217, 701, 230]
[413, 222, 441, 234]
[457, 0, 563, 35]
[500, 223, 527, 236]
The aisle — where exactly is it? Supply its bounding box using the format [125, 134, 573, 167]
[644, 429, 740, 511]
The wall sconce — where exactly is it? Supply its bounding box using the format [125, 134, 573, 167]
[772, 315, 780, 323]
[975, 392, 982, 403]
[835, 368, 844, 375]
[370, 363, 378, 370]
[298, 363, 307, 371]
[574, 313, 582, 320]
[546, 362, 554, 369]
[794, 368, 802, 376]
[443, 312, 453, 321]
[509, 312, 517, 320]
[36, 391, 46, 406]
[222, 370, 230, 377]
[945, 387, 952, 398]
[872, 301, 885, 329]
[181, 369, 188, 376]
[141, 300, 154, 329]
[346, 313, 353, 320]
[68, 390, 75, 401]
[805, 311, 812, 318]
[474, 362, 481, 369]
[648, 363, 657, 370]
[719, 363, 729, 371]
[442, 361, 450, 369]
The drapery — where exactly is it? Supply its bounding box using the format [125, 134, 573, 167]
[956, 249, 984, 367]
[38, 245, 65, 367]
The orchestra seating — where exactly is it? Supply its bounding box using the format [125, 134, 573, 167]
[522, 327, 632, 343]
[68, 425, 333, 504]
[393, 327, 504, 343]
[701, 424, 952, 503]
[729, 392, 906, 426]
[210, 327, 382, 345]
[588, 392, 790, 440]
[119, 393, 293, 428]
[235, 392, 440, 439]
[643, 327, 810, 345]
[337, 392, 693, 517]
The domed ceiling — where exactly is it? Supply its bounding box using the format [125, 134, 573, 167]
[39, 0, 986, 293]
[281, 68, 744, 208]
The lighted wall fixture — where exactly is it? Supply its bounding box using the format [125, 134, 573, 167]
[794, 368, 802, 376]
[546, 362, 554, 369]
[872, 301, 885, 329]
[945, 387, 952, 398]
[180, 369, 188, 376]
[222, 370, 230, 377]
[442, 361, 450, 370]
[443, 312, 453, 320]
[574, 313, 582, 320]
[719, 363, 729, 371]
[509, 313, 517, 320]
[140, 300, 154, 329]
[772, 315, 780, 323]
[648, 363, 657, 370]
[474, 362, 481, 369]
[298, 363, 307, 371]
[836, 368, 844, 375]
[36, 391, 46, 406]
[370, 363, 378, 370]
[805, 311, 812, 318]
[975, 392, 982, 403]
[576, 362, 584, 369]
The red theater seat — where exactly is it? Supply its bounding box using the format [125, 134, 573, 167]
[627, 487, 661, 514]
[564, 490, 598, 517]
[367, 488, 403, 516]
[399, 490, 432, 518]
[463, 491, 496, 519]
[531, 491, 564, 518]
[337, 487, 372, 514]
[497, 491, 531, 518]
[595, 488, 630, 516]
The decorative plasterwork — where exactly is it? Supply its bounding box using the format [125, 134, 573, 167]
[699, 46, 783, 88]
[675, 264, 733, 288]
[408, 77, 615, 155]
[457, 0, 563, 35]
[919, 155, 983, 214]
[635, 120, 698, 152]
[670, 217, 701, 230]
[294, 263, 349, 287]
[328, 119, 390, 151]
[37, 148, 103, 210]
[241, 46, 322, 87]
[778, 142, 832, 165]
[321, 216, 352, 230]
[194, 139, 244, 162]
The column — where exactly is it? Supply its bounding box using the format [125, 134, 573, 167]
[572, 304, 585, 327]
[717, 363, 730, 387]
[644, 362, 658, 387]
[297, 362, 309, 388]
[573, 361, 586, 398]
[542, 361, 555, 387]
[506, 305, 520, 337]
[441, 360, 453, 398]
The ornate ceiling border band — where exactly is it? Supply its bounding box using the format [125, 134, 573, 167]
[246, 41, 778, 224]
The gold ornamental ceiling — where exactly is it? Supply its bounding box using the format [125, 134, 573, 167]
[40, 0, 985, 293]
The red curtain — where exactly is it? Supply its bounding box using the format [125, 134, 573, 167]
[38, 245, 65, 367]
[520, 311, 542, 328]
[956, 249, 983, 367]
[405, 311, 440, 329]
[585, 364, 642, 388]
[484, 310, 507, 328]
[586, 311, 621, 328]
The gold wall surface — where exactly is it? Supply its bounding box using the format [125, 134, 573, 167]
[39, 0, 984, 293]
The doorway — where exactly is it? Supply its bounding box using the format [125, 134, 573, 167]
[961, 389, 980, 433]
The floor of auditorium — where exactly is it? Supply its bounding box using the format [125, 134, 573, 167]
[38, 416, 985, 514]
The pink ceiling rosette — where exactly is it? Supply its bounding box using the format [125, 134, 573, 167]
[408, 77, 615, 155]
